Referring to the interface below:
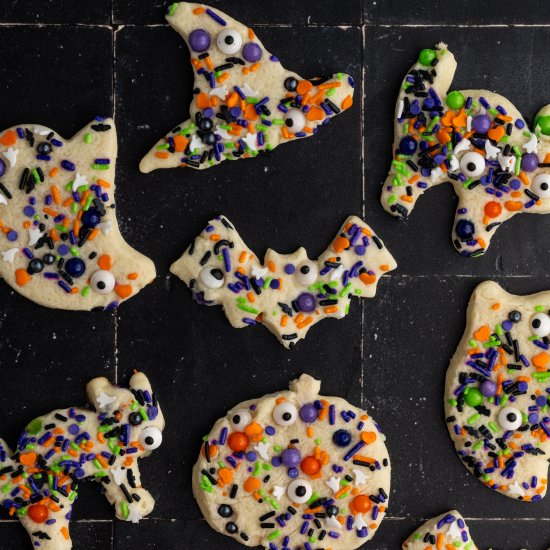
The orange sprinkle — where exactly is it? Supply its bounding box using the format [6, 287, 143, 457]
[217, 72, 230, 83]
[0, 130, 16, 146]
[173, 134, 189, 153]
[155, 152, 170, 159]
[98, 254, 112, 270]
[49, 167, 59, 178]
[193, 7, 205, 14]
[115, 284, 133, 299]
[15, 269, 31, 286]
[474, 325, 490, 341]
[297, 80, 313, 95]
[505, 200, 523, 212]
[280, 314, 288, 327]
[359, 272, 376, 285]
[196, 92, 211, 109]
[127, 273, 138, 280]
[250, 62, 261, 72]
[244, 477, 261, 493]
[239, 251, 247, 263]
[267, 260, 276, 272]
[248, 28, 255, 39]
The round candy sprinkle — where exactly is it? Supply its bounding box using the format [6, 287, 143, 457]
[242, 42, 262, 62]
[418, 48, 436, 66]
[471, 114, 491, 133]
[228, 432, 248, 452]
[508, 310, 521, 323]
[28, 504, 49, 524]
[65, 258, 86, 278]
[455, 219, 475, 240]
[299, 403, 318, 423]
[284, 263, 295, 274]
[300, 455, 321, 475]
[399, 135, 417, 155]
[296, 292, 316, 312]
[332, 429, 351, 447]
[464, 388, 483, 407]
[521, 153, 539, 172]
[189, 29, 211, 52]
[218, 504, 233, 518]
[484, 201, 502, 219]
[535, 115, 550, 136]
[480, 380, 497, 398]
[281, 448, 301, 468]
[446, 91, 465, 110]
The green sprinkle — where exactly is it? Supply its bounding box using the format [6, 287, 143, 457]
[84, 132, 92, 144]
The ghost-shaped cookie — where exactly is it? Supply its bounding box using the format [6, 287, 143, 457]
[170, 215, 397, 348]
[403, 511, 477, 550]
[446, 281, 550, 501]
[0, 372, 164, 549]
[193, 374, 391, 549]
[0, 119, 156, 309]
[139, 2, 355, 173]
[381, 42, 550, 257]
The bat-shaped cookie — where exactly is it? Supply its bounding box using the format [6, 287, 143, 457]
[446, 281, 550, 501]
[403, 511, 477, 550]
[381, 42, 550, 257]
[139, 2, 355, 173]
[193, 374, 391, 549]
[0, 119, 155, 310]
[0, 372, 164, 549]
[171, 215, 396, 348]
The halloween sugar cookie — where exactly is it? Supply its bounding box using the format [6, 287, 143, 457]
[193, 374, 391, 549]
[0, 119, 155, 309]
[403, 511, 477, 550]
[0, 372, 164, 549]
[171, 215, 396, 348]
[446, 281, 550, 501]
[139, 2, 354, 173]
[381, 43, 550, 257]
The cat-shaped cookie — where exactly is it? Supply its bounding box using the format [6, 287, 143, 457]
[446, 281, 550, 501]
[382, 43, 550, 257]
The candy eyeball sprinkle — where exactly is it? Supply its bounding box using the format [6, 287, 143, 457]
[216, 29, 242, 54]
[199, 267, 225, 289]
[273, 402, 298, 426]
[459, 151, 486, 178]
[139, 426, 163, 451]
[229, 409, 251, 431]
[531, 173, 550, 198]
[498, 406, 523, 431]
[90, 270, 115, 294]
[287, 479, 313, 504]
[283, 109, 306, 134]
[530, 312, 550, 337]
[295, 262, 318, 286]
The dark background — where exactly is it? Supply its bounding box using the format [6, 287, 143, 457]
[1, 0, 550, 548]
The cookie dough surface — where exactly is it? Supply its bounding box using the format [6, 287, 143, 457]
[171, 215, 397, 348]
[139, 2, 354, 173]
[445, 281, 550, 501]
[403, 511, 477, 550]
[0, 372, 164, 549]
[0, 119, 155, 309]
[381, 43, 550, 257]
[193, 374, 391, 549]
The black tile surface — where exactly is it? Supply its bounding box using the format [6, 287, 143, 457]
[2, 2, 550, 549]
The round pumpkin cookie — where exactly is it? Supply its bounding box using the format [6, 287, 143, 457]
[193, 374, 391, 548]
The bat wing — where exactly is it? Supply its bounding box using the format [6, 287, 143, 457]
[170, 215, 262, 328]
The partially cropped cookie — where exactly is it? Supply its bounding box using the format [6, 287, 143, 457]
[139, 2, 354, 173]
[193, 374, 391, 549]
[403, 511, 477, 550]
[446, 281, 550, 501]
[381, 42, 550, 257]
[0, 119, 155, 309]
[171, 215, 396, 348]
[0, 372, 164, 549]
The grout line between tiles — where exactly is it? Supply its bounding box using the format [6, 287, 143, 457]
[359, 21, 367, 409]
